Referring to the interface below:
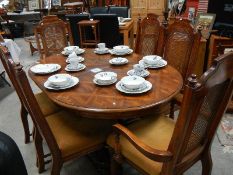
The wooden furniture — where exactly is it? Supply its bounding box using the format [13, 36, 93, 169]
[217, 43, 233, 113]
[119, 19, 134, 48]
[163, 19, 201, 118]
[131, 0, 166, 33]
[63, 1, 84, 14]
[34, 15, 73, 59]
[0, 47, 60, 144]
[208, 34, 233, 68]
[7, 57, 114, 174]
[29, 49, 183, 120]
[78, 20, 100, 48]
[134, 13, 164, 56]
[24, 36, 38, 55]
[107, 52, 233, 175]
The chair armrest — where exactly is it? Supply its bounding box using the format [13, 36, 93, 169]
[113, 123, 173, 162]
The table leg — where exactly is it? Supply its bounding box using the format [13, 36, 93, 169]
[129, 27, 134, 49]
[123, 31, 129, 47]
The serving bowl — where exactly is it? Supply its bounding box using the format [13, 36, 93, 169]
[48, 74, 71, 87]
[143, 55, 162, 65]
[121, 75, 145, 89]
[94, 72, 117, 84]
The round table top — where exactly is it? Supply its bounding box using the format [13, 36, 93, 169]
[29, 49, 183, 119]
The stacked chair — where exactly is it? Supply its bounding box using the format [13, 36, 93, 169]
[0, 48, 115, 174]
[107, 52, 233, 175]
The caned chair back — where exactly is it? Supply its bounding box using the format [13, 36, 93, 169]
[35, 15, 73, 58]
[163, 53, 233, 174]
[134, 14, 165, 56]
[163, 19, 201, 81]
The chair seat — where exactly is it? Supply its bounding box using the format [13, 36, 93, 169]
[47, 111, 114, 158]
[107, 116, 175, 175]
[35, 92, 60, 116]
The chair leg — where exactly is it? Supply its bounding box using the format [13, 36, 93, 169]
[169, 100, 175, 119]
[111, 153, 123, 175]
[34, 128, 46, 173]
[201, 149, 212, 175]
[51, 157, 62, 175]
[20, 104, 31, 144]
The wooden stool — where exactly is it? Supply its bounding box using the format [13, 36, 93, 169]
[78, 20, 100, 48]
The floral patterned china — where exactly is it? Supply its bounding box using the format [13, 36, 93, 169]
[30, 64, 61, 74]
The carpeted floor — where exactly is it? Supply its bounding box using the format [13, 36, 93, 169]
[0, 38, 233, 175]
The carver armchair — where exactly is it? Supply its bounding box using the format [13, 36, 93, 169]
[107, 52, 233, 175]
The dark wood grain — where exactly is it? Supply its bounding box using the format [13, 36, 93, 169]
[29, 49, 183, 119]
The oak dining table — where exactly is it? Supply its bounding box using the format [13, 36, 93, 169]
[29, 49, 183, 120]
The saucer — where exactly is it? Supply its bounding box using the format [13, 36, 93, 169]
[109, 49, 133, 56]
[66, 56, 84, 63]
[109, 57, 128, 65]
[116, 81, 152, 94]
[93, 77, 117, 86]
[44, 76, 79, 90]
[127, 69, 150, 78]
[94, 48, 109, 54]
[30, 64, 61, 74]
[62, 48, 85, 56]
[65, 64, 86, 72]
[139, 59, 167, 69]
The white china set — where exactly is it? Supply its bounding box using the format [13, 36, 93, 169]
[65, 51, 86, 72]
[139, 55, 167, 68]
[109, 45, 133, 56]
[94, 43, 109, 54]
[61, 46, 85, 55]
[30, 64, 61, 74]
[93, 71, 117, 86]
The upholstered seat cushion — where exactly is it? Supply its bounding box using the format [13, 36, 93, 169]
[46, 111, 115, 158]
[107, 116, 175, 175]
[35, 92, 60, 116]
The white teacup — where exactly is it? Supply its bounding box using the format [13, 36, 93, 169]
[97, 43, 106, 50]
[64, 46, 79, 54]
[133, 64, 145, 75]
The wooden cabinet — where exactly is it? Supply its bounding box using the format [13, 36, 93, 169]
[208, 34, 233, 68]
[130, 0, 165, 33]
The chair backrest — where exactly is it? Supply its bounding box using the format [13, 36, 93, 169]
[134, 14, 165, 56]
[108, 6, 128, 18]
[162, 19, 201, 81]
[93, 14, 122, 48]
[35, 15, 73, 58]
[66, 14, 90, 46]
[6, 59, 60, 158]
[162, 53, 233, 174]
[90, 7, 109, 17]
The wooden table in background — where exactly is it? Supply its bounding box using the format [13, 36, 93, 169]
[119, 20, 134, 49]
[29, 49, 183, 120]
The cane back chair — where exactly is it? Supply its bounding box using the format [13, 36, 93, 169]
[163, 19, 201, 118]
[0, 47, 60, 144]
[217, 43, 233, 113]
[107, 52, 233, 175]
[35, 15, 73, 59]
[7, 59, 115, 174]
[134, 13, 165, 56]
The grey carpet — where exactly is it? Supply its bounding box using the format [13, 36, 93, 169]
[0, 38, 233, 175]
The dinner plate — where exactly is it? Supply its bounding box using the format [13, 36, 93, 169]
[139, 59, 167, 69]
[127, 69, 150, 78]
[44, 76, 79, 90]
[116, 80, 152, 94]
[93, 77, 117, 86]
[65, 64, 86, 72]
[66, 57, 84, 63]
[30, 64, 61, 74]
[109, 57, 128, 65]
[109, 49, 133, 56]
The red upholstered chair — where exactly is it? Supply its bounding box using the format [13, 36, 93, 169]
[107, 52, 233, 175]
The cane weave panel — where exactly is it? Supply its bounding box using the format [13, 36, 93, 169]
[164, 32, 193, 79]
[185, 81, 228, 154]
